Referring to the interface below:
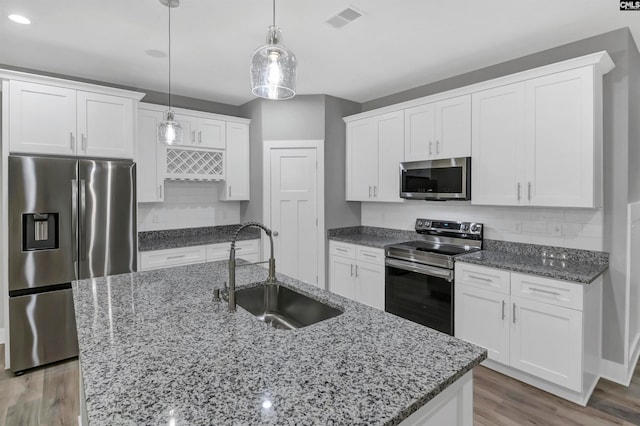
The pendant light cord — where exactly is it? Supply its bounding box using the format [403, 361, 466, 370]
[168, 1, 172, 111]
[272, 0, 276, 27]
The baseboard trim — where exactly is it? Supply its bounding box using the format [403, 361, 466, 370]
[600, 350, 639, 387]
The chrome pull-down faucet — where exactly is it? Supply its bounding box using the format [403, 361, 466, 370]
[225, 222, 277, 312]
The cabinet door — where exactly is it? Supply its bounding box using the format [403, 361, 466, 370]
[375, 110, 404, 202]
[77, 91, 134, 159]
[137, 109, 165, 202]
[510, 296, 583, 391]
[329, 255, 356, 300]
[139, 246, 207, 271]
[455, 285, 510, 364]
[346, 119, 378, 201]
[197, 117, 226, 149]
[404, 103, 435, 161]
[471, 83, 526, 206]
[172, 113, 196, 145]
[525, 67, 595, 207]
[220, 122, 250, 200]
[435, 95, 471, 160]
[355, 261, 385, 310]
[9, 80, 76, 155]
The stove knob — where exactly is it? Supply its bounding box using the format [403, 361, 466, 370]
[417, 220, 423, 227]
[424, 221, 431, 228]
[470, 224, 481, 233]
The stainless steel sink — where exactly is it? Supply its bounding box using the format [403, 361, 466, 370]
[235, 284, 343, 330]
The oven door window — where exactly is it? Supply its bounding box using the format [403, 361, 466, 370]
[402, 167, 463, 194]
[385, 266, 453, 335]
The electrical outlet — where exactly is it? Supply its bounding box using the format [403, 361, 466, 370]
[549, 222, 562, 237]
[152, 213, 160, 223]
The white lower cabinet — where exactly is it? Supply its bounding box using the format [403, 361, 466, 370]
[454, 262, 602, 405]
[139, 239, 260, 271]
[328, 241, 385, 310]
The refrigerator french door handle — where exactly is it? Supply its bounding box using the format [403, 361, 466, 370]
[80, 179, 87, 261]
[71, 179, 79, 268]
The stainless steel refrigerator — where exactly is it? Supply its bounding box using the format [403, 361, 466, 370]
[8, 155, 136, 372]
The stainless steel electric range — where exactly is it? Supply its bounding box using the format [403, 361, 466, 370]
[384, 218, 483, 335]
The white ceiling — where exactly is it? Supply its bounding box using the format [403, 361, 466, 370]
[1, 1, 638, 106]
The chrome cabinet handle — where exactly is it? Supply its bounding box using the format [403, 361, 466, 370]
[528, 182, 532, 201]
[167, 254, 186, 260]
[512, 303, 516, 324]
[373, 186, 377, 197]
[81, 134, 87, 151]
[369, 186, 372, 197]
[517, 182, 521, 201]
[502, 301, 506, 320]
[228, 186, 231, 197]
[429, 141, 433, 155]
[436, 140, 440, 154]
[198, 131, 202, 144]
[159, 185, 163, 199]
[70, 132, 75, 150]
[191, 130, 195, 143]
[469, 274, 492, 282]
[350, 264, 354, 277]
[355, 265, 359, 277]
[530, 287, 561, 297]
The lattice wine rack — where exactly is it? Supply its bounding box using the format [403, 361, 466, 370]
[165, 148, 225, 181]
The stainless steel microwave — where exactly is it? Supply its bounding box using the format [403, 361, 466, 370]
[399, 157, 471, 200]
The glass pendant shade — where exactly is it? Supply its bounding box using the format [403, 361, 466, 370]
[158, 111, 182, 145]
[250, 26, 297, 100]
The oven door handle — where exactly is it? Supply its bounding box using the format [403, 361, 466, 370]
[385, 258, 454, 282]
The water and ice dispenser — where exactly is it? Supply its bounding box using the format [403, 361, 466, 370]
[23, 213, 59, 251]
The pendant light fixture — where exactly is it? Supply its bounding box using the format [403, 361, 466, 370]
[158, 0, 182, 145]
[250, 0, 297, 100]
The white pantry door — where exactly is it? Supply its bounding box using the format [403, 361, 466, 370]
[269, 148, 318, 285]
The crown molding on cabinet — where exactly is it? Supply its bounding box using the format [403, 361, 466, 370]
[0, 68, 145, 101]
[344, 50, 614, 123]
[139, 102, 250, 124]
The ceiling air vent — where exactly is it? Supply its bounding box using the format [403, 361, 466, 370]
[326, 7, 363, 29]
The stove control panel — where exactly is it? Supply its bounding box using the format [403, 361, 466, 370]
[415, 218, 483, 237]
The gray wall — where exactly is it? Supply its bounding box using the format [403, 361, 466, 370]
[363, 27, 637, 365]
[0, 63, 242, 117]
[239, 99, 263, 223]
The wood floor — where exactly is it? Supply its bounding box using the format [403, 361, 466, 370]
[0, 344, 638, 425]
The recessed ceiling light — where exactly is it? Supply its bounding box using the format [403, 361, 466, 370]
[8, 14, 31, 25]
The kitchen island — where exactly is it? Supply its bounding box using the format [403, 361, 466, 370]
[72, 261, 486, 425]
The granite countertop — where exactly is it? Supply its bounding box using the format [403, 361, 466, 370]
[72, 262, 486, 425]
[327, 226, 415, 249]
[455, 240, 609, 284]
[138, 224, 261, 251]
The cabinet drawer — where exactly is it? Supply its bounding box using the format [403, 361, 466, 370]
[455, 263, 510, 294]
[207, 239, 260, 262]
[511, 273, 583, 310]
[329, 241, 355, 258]
[140, 246, 207, 271]
[356, 246, 384, 265]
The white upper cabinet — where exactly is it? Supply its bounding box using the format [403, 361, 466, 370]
[9, 81, 77, 156]
[7, 77, 142, 159]
[472, 67, 599, 208]
[137, 108, 166, 203]
[471, 83, 526, 206]
[525, 67, 596, 207]
[77, 91, 134, 158]
[404, 95, 471, 161]
[219, 122, 250, 201]
[171, 113, 226, 149]
[346, 110, 404, 202]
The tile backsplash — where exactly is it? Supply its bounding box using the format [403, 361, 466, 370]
[138, 181, 240, 231]
[361, 201, 603, 251]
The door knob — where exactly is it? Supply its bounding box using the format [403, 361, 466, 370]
[273, 231, 279, 237]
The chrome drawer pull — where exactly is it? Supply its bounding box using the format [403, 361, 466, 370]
[167, 254, 186, 260]
[468, 274, 492, 282]
[530, 287, 561, 297]
[361, 253, 376, 258]
[336, 247, 348, 253]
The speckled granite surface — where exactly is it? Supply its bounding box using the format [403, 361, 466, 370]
[327, 226, 415, 248]
[139, 224, 260, 251]
[72, 262, 486, 425]
[456, 239, 609, 284]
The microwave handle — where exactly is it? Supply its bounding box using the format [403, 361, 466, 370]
[385, 258, 453, 282]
